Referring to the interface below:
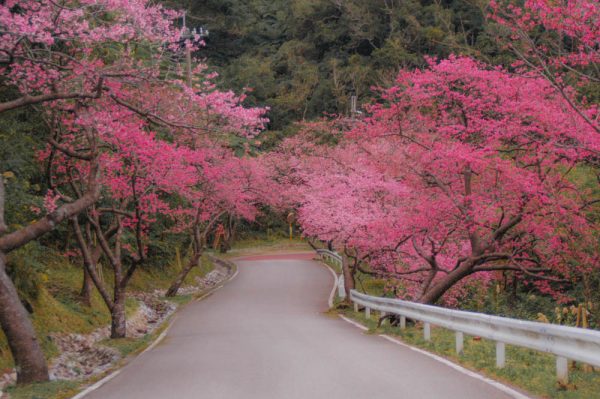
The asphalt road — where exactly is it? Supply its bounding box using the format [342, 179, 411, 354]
[82, 253, 520, 399]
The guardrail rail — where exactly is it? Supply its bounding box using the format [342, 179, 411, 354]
[315, 249, 600, 384]
[316, 249, 346, 298]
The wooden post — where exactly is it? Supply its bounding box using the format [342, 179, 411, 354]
[424, 322, 431, 341]
[365, 307, 370, 319]
[400, 315, 406, 329]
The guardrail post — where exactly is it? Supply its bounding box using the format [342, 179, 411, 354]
[353, 302, 358, 312]
[345, 287, 600, 376]
[556, 356, 568, 384]
[455, 332, 464, 355]
[338, 275, 346, 299]
[496, 342, 506, 368]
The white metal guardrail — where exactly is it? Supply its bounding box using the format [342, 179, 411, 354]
[351, 290, 600, 383]
[315, 249, 600, 384]
[316, 249, 345, 298]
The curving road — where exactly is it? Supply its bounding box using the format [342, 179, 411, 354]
[81, 253, 521, 399]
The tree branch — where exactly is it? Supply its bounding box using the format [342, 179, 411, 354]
[0, 77, 105, 114]
[0, 159, 100, 253]
[0, 176, 7, 235]
[70, 218, 114, 310]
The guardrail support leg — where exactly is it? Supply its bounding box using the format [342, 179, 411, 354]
[455, 332, 463, 355]
[380, 311, 386, 320]
[400, 316, 406, 329]
[365, 307, 371, 319]
[556, 356, 569, 384]
[353, 302, 358, 313]
[496, 342, 506, 368]
[424, 322, 431, 341]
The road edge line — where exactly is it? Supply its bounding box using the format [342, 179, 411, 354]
[69, 370, 122, 399]
[337, 315, 532, 399]
[313, 251, 532, 399]
[70, 256, 239, 399]
[376, 334, 531, 399]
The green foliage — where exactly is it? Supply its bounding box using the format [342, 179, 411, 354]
[0, 104, 48, 229]
[175, 0, 510, 135]
[5, 243, 47, 302]
[100, 335, 154, 358]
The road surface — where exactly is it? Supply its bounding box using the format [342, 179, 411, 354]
[82, 253, 520, 399]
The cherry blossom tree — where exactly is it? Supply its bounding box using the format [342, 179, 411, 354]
[0, 0, 186, 383]
[273, 57, 599, 306]
[489, 0, 600, 135]
[0, 0, 269, 378]
[64, 110, 197, 338]
[165, 154, 271, 297]
[43, 74, 268, 337]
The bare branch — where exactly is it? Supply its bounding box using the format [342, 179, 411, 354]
[0, 77, 104, 114]
[0, 176, 7, 235]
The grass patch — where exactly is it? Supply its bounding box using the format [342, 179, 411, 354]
[163, 294, 193, 306]
[223, 237, 310, 258]
[6, 380, 81, 399]
[339, 306, 600, 399]
[100, 334, 154, 358]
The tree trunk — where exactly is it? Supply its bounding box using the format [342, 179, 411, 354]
[0, 253, 49, 384]
[110, 291, 126, 339]
[166, 212, 222, 297]
[341, 251, 355, 299]
[79, 246, 102, 307]
[418, 262, 474, 304]
[80, 266, 93, 306]
[166, 251, 202, 297]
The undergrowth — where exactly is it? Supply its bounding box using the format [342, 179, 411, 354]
[0, 249, 214, 374]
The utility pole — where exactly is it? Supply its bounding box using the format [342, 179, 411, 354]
[183, 12, 193, 87]
[181, 13, 209, 87]
[350, 94, 357, 120]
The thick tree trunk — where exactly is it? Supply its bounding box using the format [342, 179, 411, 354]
[0, 254, 49, 384]
[110, 292, 127, 339]
[341, 251, 355, 299]
[418, 262, 474, 304]
[166, 251, 202, 297]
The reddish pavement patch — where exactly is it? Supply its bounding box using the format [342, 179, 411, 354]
[234, 252, 314, 262]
